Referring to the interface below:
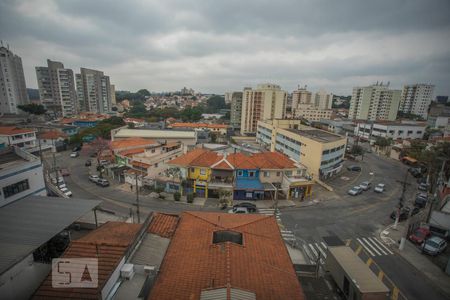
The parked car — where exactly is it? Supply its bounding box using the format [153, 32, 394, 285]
[89, 174, 100, 183]
[228, 207, 249, 214]
[390, 207, 419, 221]
[70, 151, 79, 158]
[90, 152, 97, 158]
[72, 146, 82, 152]
[60, 187, 73, 197]
[96, 178, 110, 187]
[61, 168, 70, 176]
[99, 160, 109, 166]
[359, 181, 371, 191]
[233, 202, 257, 213]
[415, 195, 428, 208]
[418, 183, 428, 192]
[409, 227, 431, 245]
[58, 183, 67, 189]
[422, 236, 447, 256]
[374, 183, 385, 193]
[57, 177, 64, 184]
[347, 165, 361, 172]
[348, 186, 363, 196]
[429, 225, 449, 240]
[85, 159, 92, 167]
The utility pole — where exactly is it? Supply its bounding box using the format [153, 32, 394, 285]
[394, 170, 410, 230]
[135, 171, 141, 223]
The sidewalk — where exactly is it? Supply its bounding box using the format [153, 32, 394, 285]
[381, 223, 450, 298]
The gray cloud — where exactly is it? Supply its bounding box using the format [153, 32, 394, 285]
[1, 0, 450, 95]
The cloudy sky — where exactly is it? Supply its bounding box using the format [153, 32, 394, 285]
[1, 0, 450, 95]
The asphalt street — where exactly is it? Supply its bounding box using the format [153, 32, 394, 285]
[46, 149, 447, 300]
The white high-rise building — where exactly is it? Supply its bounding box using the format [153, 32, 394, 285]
[291, 86, 312, 109]
[36, 59, 77, 117]
[0, 45, 29, 114]
[240, 84, 287, 135]
[76, 68, 112, 113]
[399, 84, 434, 119]
[349, 83, 401, 121]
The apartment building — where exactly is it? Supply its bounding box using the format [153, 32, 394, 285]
[354, 121, 426, 141]
[76, 68, 112, 113]
[293, 104, 333, 121]
[36, 59, 78, 117]
[399, 84, 435, 119]
[110, 84, 116, 105]
[292, 86, 312, 109]
[227, 91, 243, 130]
[0, 147, 46, 207]
[257, 119, 347, 179]
[0, 45, 29, 114]
[292, 87, 333, 117]
[349, 83, 401, 121]
[240, 84, 287, 135]
[313, 89, 333, 109]
[0, 127, 37, 150]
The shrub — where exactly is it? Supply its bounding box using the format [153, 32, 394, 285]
[187, 193, 194, 203]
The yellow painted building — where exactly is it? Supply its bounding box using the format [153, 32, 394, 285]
[257, 119, 347, 179]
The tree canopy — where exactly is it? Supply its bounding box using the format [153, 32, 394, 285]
[17, 103, 47, 115]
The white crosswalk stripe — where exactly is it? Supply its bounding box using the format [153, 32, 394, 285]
[258, 208, 280, 217]
[357, 237, 393, 257]
[303, 241, 328, 264]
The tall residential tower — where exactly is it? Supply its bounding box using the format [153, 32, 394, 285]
[0, 45, 29, 114]
[399, 84, 434, 119]
[76, 68, 112, 113]
[240, 83, 287, 135]
[227, 91, 243, 131]
[349, 83, 401, 121]
[35, 59, 77, 117]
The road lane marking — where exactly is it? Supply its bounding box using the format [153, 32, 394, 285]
[362, 238, 382, 255]
[366, 237, 388, 255]
[366, 257, 373, 266]
[355, 245, 363, 255]
[378, 271, 384, 280]
[391, 287, 399, 300]
[373, 237, 394, 255]
[357, 238, 375, 256]
[315, 242, 327, 258]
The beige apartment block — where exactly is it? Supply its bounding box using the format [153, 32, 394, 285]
[399, 84, 434, 119]
[240, 84, 287, 135]
[349, 83, 400, 121]
[257, 119, 347, 179]
[293, 104, 333, 121]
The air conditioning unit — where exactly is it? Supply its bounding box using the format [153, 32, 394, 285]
[121, 263, 135, 280]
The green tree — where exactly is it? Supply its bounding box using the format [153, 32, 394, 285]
[374, 137, 392, 148]
[17, 103, 47, 115]
[351, 145, 364, 156]
[205, 95, 227, 113]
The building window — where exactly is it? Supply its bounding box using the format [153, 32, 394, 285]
[264, 171, 269, 177]
[285, 171, 292, 176]
[190, 168, 195, 173]
[200, 169, 206, 175]
[276, 172, 281, 176]
[238, 170, 243, 176]
[249, 171, 255, 177]
[2, 179, 30, 198]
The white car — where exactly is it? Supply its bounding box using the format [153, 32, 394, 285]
[58, 183, 67, 189]
[60, 187, 72, 197]
[89, 174, 100, 183]
[374, 183, 385, 193]
[359, 181, 371, 191]
[348, 186, 363, 196]
[228, 207, 249, 214]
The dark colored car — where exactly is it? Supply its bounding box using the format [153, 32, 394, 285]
[233, 202, 257, 213]
[72, 146, 82, 152]
[96, 178, 110, 187]
[415, 194, 428, 208]
[390, 207, 420, 221]
[347, 165, 361, 172]
[418, 183, 428, 192]
[85, 159, 92, 167]
[409, 227, 431, 245]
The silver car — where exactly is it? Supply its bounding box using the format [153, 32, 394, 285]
[422, 236, 447, 256]
[348, 186, 362, 196]
[359, 181, 371, 191]
[374, 183, 385, 193]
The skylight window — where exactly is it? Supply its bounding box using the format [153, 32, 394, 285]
[213, 230, 243, 245]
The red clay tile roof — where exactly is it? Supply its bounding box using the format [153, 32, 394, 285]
[148, 212, 304, 300]
[38, 130, 68, 140]
[0, 126, 35, 135]
[33, 222, 142, 300]
[148, 213, 179, 238]
[111, 138, 157, 150]
[171, 122, 229, 129]
[169, 149, 296, 170]
[119, 147, 146, 157]
[132, 161, 151, 168]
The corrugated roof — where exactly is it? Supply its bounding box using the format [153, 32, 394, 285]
[0, 196, 101, 275]
[171, 122, 229, 129]
[33, 222, 142, 300]
[327, 246, 389, 293]
[148, 212, 304, 300]
[114, 129, 196, 139]
[111, 138, 157, 150]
